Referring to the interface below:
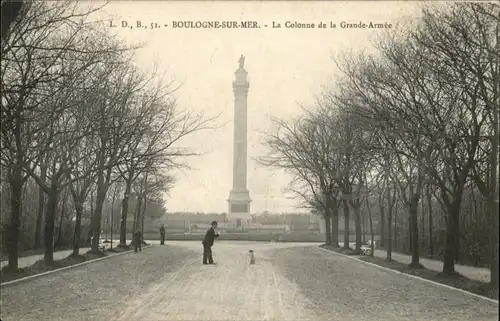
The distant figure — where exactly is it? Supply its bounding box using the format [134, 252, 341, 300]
[202, 221, 220, 264]
[249, 250, 255, 264]
[134, 229, 142, 252]
[238, 55, 245, 69]
[160, 224, 166, 245]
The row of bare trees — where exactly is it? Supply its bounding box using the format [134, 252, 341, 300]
[0, 166, 170, 254]
[355, 183, 493, 269]
[1, 1, 213, 271]
[262, 2, 499, 292]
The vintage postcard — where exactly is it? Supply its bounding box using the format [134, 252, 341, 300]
[1, 0, 499, 320]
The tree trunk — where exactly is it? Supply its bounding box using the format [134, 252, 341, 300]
[409, 198, 421, 268]
[110, 203, 114, 249]
[34, 162, 47, 249]
[362, 208, 366, 244]
[491, 172, 499, 291]
[104, 202, 110, 242]
[489, 24, 499, 292]
[343, 200, 350, 249]
[379, 201, 385, 248]
[420, 195, 426, 250]
[91, 170, 109, 252]
[408, 216, 412, 254]
[131, 191, 141, 245]
[386, 187, 393, 261]
[119, 175, 133, 248]
[43, 182, 58, 265]
[331, 198, 339, 247]
[56, 190, 67, 246]
[56, 203, 64, 246]
[324, 214, 332, 245]
[490, 166, 499, 292]
[90, 190, 94, 223]
[366, 198, 374, 257]
[387, 214, 393, 261]
[110, 186, 117, 250]
[353, 204, 362, 254]
[72, 201, 83, 256]
[133, 192, 143, 234]
[427, 185, 434, 256]
[141, 195, 147, 241]
[7, 167, 22, 271]
[471, 189, 480, 267]
[89, 190, 97, 244]
[442, 199, 461, 275]
[394, 200, 399, 250]
[140, 173, 149, 239]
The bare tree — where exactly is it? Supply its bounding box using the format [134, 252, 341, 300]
[88, 62, 148, 252]
[406, 3, 496, 276]
[260, 110, 341, 246]
[114, 76, 217, 248]
[108, 178, 123, 249]
[0, 0, 107, 268]
[435, 2, 499, 290]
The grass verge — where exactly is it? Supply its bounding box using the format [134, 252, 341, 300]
[375, 246, 489, 269]
[0, 245, 91, 262]
[319, 244, 498, 301]
[0, 247, 130, 284]
[107, 246, 130, 253]
[320, 244, 360, 256]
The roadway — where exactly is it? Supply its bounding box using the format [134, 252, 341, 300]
[1, 241, 498, 321]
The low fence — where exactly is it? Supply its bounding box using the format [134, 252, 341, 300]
[140, 226, 320, 235]
[162, 227, 316, 234]
[142, 231, 380, 243]
[110, 219, 377, 244]
[144, 232, 324, 242]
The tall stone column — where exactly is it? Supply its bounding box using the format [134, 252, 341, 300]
[227, 55, 252, 227]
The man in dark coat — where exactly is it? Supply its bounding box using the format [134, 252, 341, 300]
[160, 224, 166, 245]
[134, 229, 142, 252]
[202, 221, 219, 264]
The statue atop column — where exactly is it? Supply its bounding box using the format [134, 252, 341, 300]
[238, 55, 245, 69]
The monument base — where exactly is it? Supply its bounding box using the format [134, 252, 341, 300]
[226, 212, 253, 229]
[227, 189, 252, 229]
[227, 188, 251, 213]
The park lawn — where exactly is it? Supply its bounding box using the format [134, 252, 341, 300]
[320, 244, 498, 301]
[0, 248, 128, 284]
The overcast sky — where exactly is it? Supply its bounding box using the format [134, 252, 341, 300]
[92, 1, 427, 213]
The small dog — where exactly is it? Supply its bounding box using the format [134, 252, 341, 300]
[248, 250, 255, 264]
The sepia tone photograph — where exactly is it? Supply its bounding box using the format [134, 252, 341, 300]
[0, 0, 499, 320]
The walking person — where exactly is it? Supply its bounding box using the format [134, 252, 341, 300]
[160, 224, 166, 245]
[202, 221, 220, 264]
[134, 228, 142, 252]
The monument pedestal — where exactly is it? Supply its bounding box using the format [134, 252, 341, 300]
[227, 188, 252, 228]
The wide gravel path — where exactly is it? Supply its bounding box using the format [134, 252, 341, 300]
[1, 241, 498, 321]
[0, 243, 198, 321]
[270, 245, 499, 321]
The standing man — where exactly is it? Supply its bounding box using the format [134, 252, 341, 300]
[202, 221, 220, 264]
[134, 228, 142, 252]
[160, 224, 166, 245]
